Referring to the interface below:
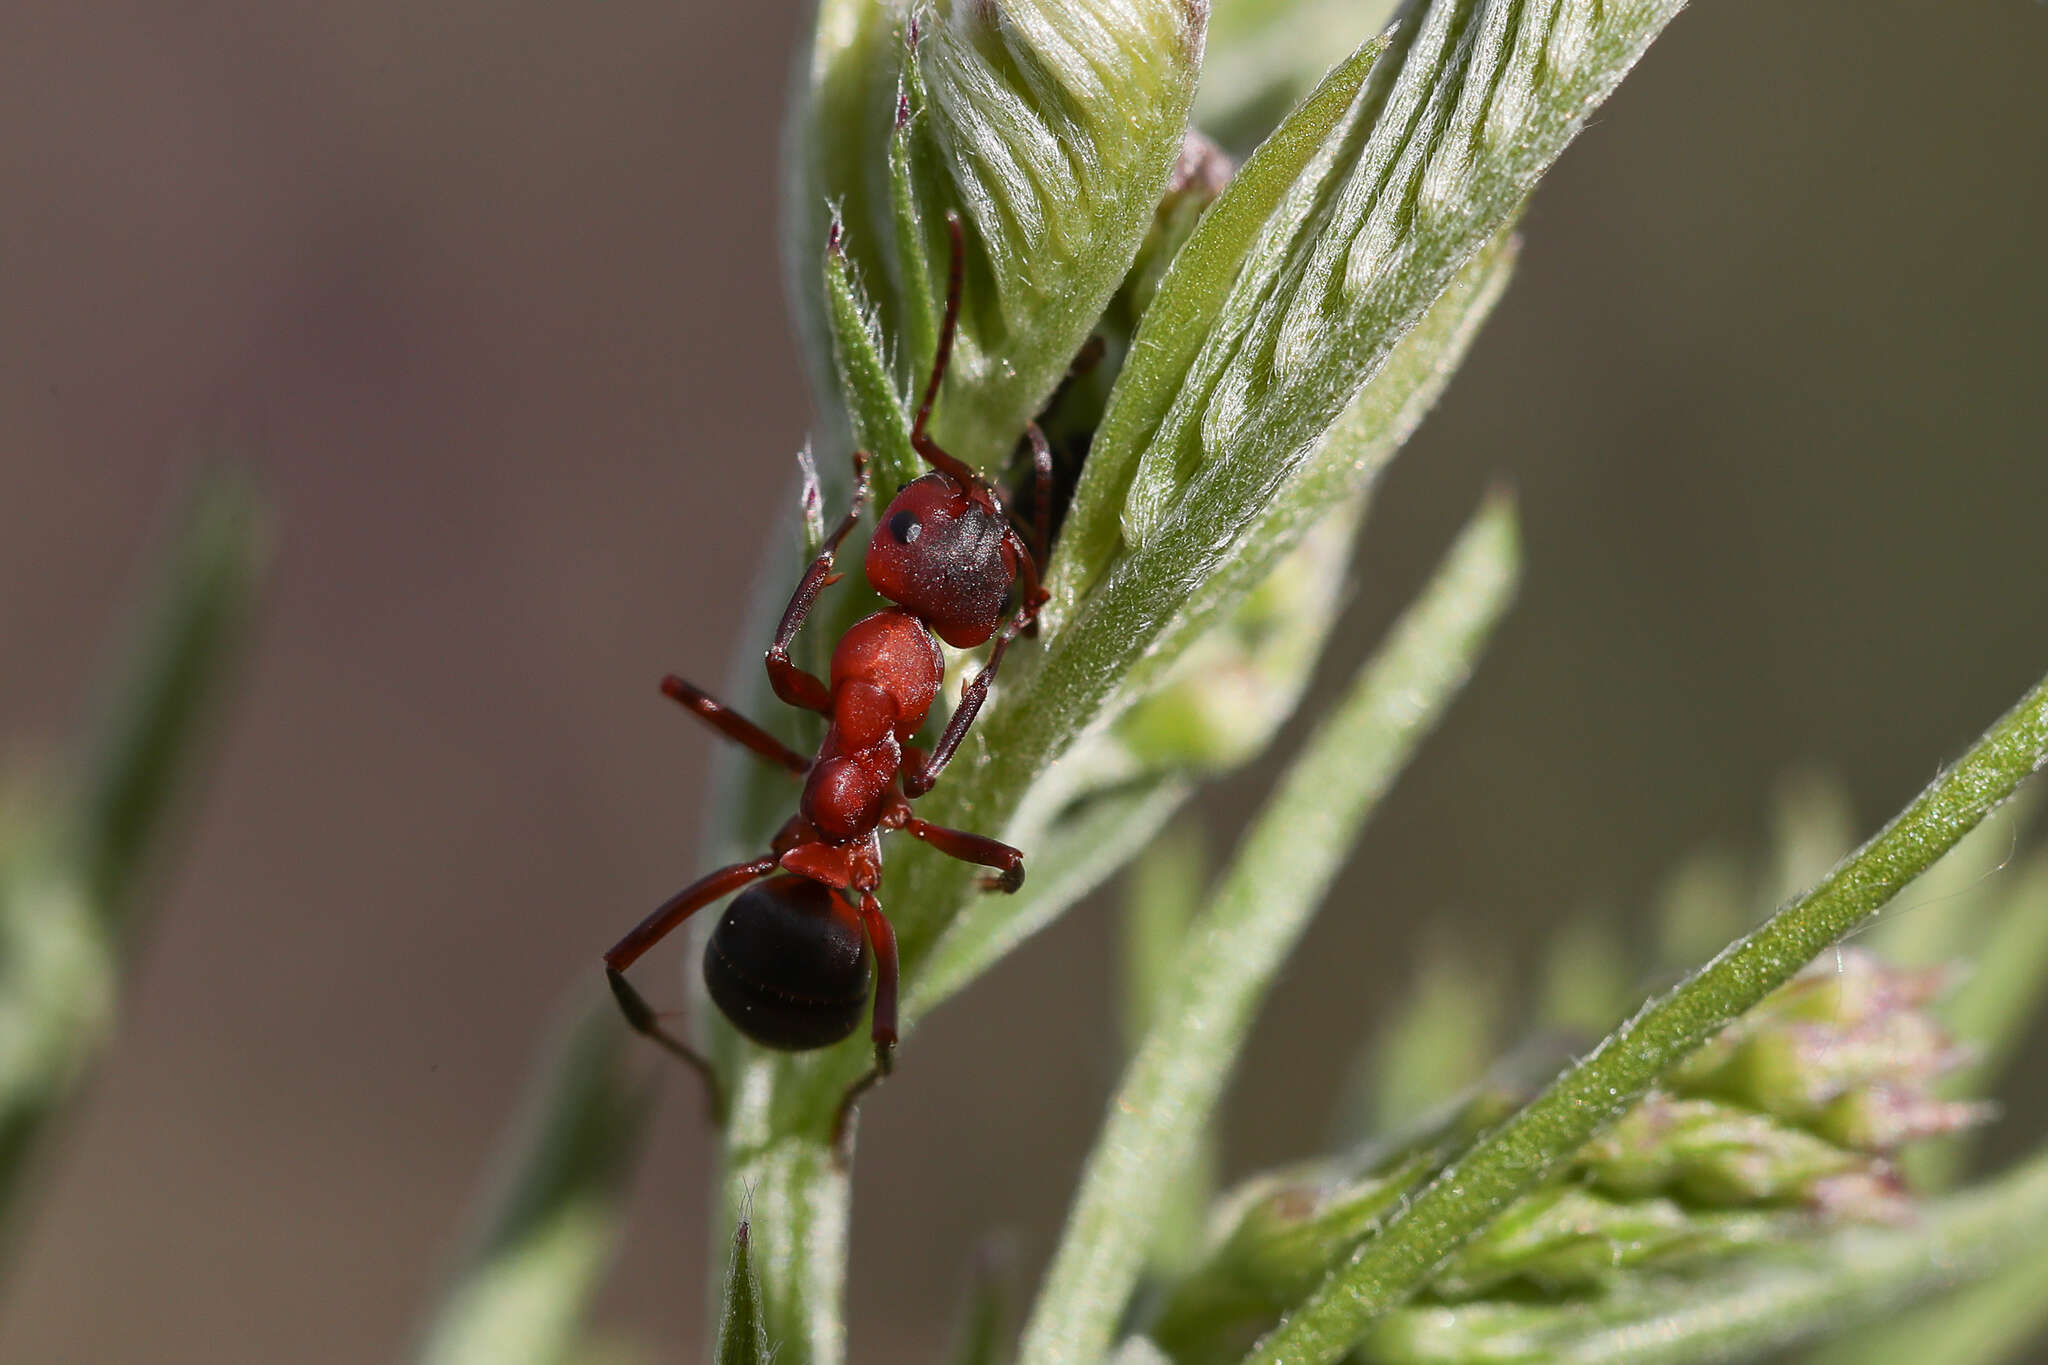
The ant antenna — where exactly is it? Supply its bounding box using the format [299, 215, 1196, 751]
[912, 212, 965, 448]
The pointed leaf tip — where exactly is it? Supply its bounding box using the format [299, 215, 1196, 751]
[717, 1219, 771, 1365]
[823, 236, 919, 498]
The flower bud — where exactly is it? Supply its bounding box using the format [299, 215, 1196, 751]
[1810, 1085, 1994, 1153]
[1668, 950, 1976, 1152]
[1433, 1185, 1790, 1299]
[1149, 1153, 1431, 1363]
[1579, 1093, 1898, 1214]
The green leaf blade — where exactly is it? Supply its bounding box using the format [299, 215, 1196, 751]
[1123, 824, 1220, 1279]
[1109, 0, 1683, 578]
[1797, 1225, 2048, 1365]
[783, 0, 904, 456]
[955, 232, 1516, 880]
[1120, 228, 1518, 707]
[1044, 34, 1388, 632]
[718, 1220, 773, 1365]
[942, 1243, 1013, 1365]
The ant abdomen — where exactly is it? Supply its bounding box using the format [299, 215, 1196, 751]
[703, 874, 872, 1051]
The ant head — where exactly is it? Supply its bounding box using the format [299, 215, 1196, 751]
[703, 875, 871, 1050]
[865, 473, 1018, 648]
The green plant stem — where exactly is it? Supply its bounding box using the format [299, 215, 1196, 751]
[1242, 665, 2048, 1365]
[1124, 824, 1219, 1278]
[1017, 495, 1520, 1365]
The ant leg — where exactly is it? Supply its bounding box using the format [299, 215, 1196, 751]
[992, 434, 1052, 631]
[605, 970, 724, 1118]
[661, 676, 807, 776]
[859, 892, 899, 1066]
[605, 856, 780, 973]
[1010, 423, 1052, 645]
[832, 1065, 886, 1163]
[1009, 526, 1050, 616]
[898, 813, 1024, 892]
[603, 855, 778, 1102]
[901, 628, 1012, 797]
[901, 587, 1042, 798]
[908, 214, 983, 489]
[830, 891, 900, 1161]
[766, 450, 872, 713]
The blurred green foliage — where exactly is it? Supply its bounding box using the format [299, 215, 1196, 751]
[0, 472, 264, 1249]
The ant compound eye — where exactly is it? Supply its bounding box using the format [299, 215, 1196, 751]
[888, 509, 922, 545]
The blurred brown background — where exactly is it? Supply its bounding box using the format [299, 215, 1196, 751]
[2, 1, 2045, 1361]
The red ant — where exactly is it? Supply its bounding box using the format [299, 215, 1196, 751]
[604, 216, 1050, 1113]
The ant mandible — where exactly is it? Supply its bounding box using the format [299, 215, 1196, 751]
[604, 215, 1051, 1109]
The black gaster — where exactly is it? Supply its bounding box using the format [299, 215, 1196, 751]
[703, 875, 872, 1050]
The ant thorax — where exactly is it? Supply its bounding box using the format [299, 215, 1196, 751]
[829, 608, 943, 739]
[793, 607, 944, 843]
